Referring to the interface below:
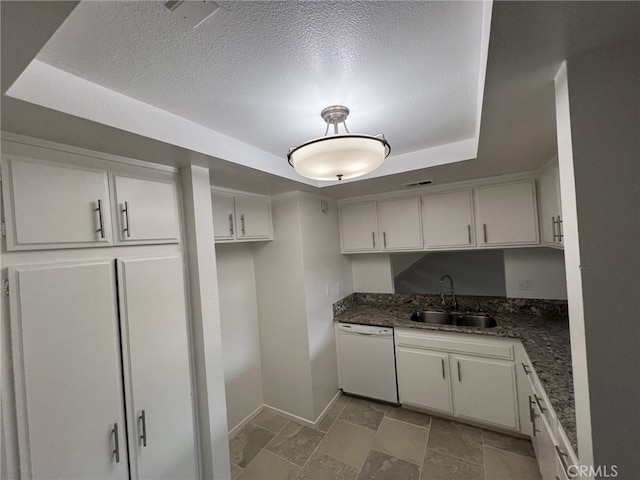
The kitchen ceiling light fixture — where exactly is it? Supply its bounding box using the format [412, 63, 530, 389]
[287, 105, 390, 182]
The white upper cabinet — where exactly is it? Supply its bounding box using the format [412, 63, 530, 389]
[2, 156, 113, 249]
[339, 201, 379, 252]
[474, 180, 539, 246]
[211, 188, 273, 243]
[538, 161, 563, 247]
[377, 197, 423, 251]
[112, 174, 180, 244]
[422, 189, 475, 249]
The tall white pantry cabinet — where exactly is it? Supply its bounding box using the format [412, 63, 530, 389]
[1, 147, 199, 479]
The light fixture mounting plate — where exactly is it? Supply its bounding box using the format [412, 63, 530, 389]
[321, 105, 350, 125]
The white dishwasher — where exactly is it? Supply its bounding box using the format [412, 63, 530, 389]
[337, 323, 398, 404]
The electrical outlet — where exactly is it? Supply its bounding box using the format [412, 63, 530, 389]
[336, 283, 342, 295]
[517, 279, 533, 290]
[325, 283, 332, 296]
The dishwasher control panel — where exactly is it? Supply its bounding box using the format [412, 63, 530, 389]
[338, 323, 393, 335]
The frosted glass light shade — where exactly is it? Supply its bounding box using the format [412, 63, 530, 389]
[288, 134, 390, 181]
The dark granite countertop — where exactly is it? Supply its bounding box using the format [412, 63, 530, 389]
[333, 293, 576, 453]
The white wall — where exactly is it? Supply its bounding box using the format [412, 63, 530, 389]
[215, 243, 263, 432]
[298, 192, 353, 419]
[504, 248, 567, 299]
[253, 193, 314, 420]
[557, 37, 640, 475]
[351, 254, 394, 293]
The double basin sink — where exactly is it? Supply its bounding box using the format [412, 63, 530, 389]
[410, 310, 497, 328]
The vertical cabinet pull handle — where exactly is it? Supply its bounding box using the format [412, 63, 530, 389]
[482, 224, 488, 243]
[467, 224, 471, 244]
[372, 232, 376, 248]
[112, 423, 120, 463]
[122, 201, 131, 238]
[228, 213, 234, 236]
[457, 361, 461, 382]
[522, 362, 531, 375]
[441, 358, 445, 379]
[241, 214, 246, 236]
[552, 216, 558, 241]
[534, 394, 547, 413]
[139, 409, 147, 447]
[555, 445, 570, 476]
[96, 200, 106, 239]
[383, 231, 387, 248]
[529, 396, 539, 436]
[558, 217, 563, 241]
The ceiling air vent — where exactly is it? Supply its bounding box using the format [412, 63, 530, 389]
[402, 179, 434, 188]
[165, 1, 220, 28]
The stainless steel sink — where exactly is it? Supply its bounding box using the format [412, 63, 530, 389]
[410, 311, 496, 328]
[410, 310, 453, 324]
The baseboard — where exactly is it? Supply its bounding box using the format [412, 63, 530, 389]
[263, 390, 343, 428]
[228, 404, 264, 438]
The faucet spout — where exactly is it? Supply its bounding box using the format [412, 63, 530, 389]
[439, 275, 458, 311]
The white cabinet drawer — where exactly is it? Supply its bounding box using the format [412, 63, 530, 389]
[395, 329, 514, 360]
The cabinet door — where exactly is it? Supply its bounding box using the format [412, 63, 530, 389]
[451, 356, 519, 430]
[9, 261, 128, 480]
[535, 405, 558, 480]
[422, 190, 475, 248]
[3, 156, 113, 249]
[234, 195, 273, 240]
[118, 256, 198, 480]
[474, 180, 539, 246]
[538, 163, 563, 246]
[396, 347, 452, 414]
[339, 201, 379, 252]
[377, 197, 423, 250]
[112, 175, 180, 244]
[211, 191, 236, 241]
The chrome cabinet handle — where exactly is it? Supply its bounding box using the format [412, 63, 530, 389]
[241, 214, 246, 236]
[534, 394, 547, 413]
[383, 231, 387, 248]
[139, 409, 147, 447]
[228, 213, 234, 236]
[457, 361, 461, 382]
[555, 445, 570, 476]
[112, 423, 120, 463]
[558, 216, 563, 241]
[483, 224, 487, 243]
[96, 200, 106, 239]
[441, 358, 445, 379]
[467, 224, 472, 244]
[522, 362, 531, 375]
[372, 232, 376, 248]
[122, 201, 131, 238]
[552, 216, 559, 241]
[529, 396, 539, 436]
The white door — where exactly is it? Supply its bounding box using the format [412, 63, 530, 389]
[451, 355, 519, 430]
[118, 256, 198, 480]
[377, 197, 423, 250]
[234, 195, 272, 239]
[474, 180, 539, 246]
[9, 260, 128, 480]
[396, 347, 452, 414]
[112, 175, 180, 243]
[422, 190, 475, 248]
[4, 156, 112, 248]
[211, 191, 236, 241]
[339, 201, 379, 252]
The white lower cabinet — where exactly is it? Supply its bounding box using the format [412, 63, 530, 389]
[9, 256, 198, 480]
[396, 347, 452, 414]
[395, 329, 519, 431]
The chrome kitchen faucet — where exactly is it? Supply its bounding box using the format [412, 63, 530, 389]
[439, 274, 458, 311]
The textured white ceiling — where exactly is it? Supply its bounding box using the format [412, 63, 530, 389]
[11, 0, 489, 184]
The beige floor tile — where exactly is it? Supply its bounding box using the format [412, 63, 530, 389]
[317, 420, 376, 468]
[386, 406, 432, 428]
[251, 410, 289, 433]
[357, 450, 421, 480]
[428, 417, 484, 465]
[484, 445, 541, 480]
[372, 417, 429, 465]
[317, 404, 345, 433]
[297, 452, 359, 480]
[339, 397, 387, 431]
[421, 449, 484, 480]
[230, 423, 275, 468]
[266, 421, 325, 466]
[237, 450, 300, 480]
[336, 394, 351, 406]
[230, 463, 243, 480]
[483, 429, 535, 458]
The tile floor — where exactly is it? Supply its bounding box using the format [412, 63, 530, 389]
[229, 395, 541, 480]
